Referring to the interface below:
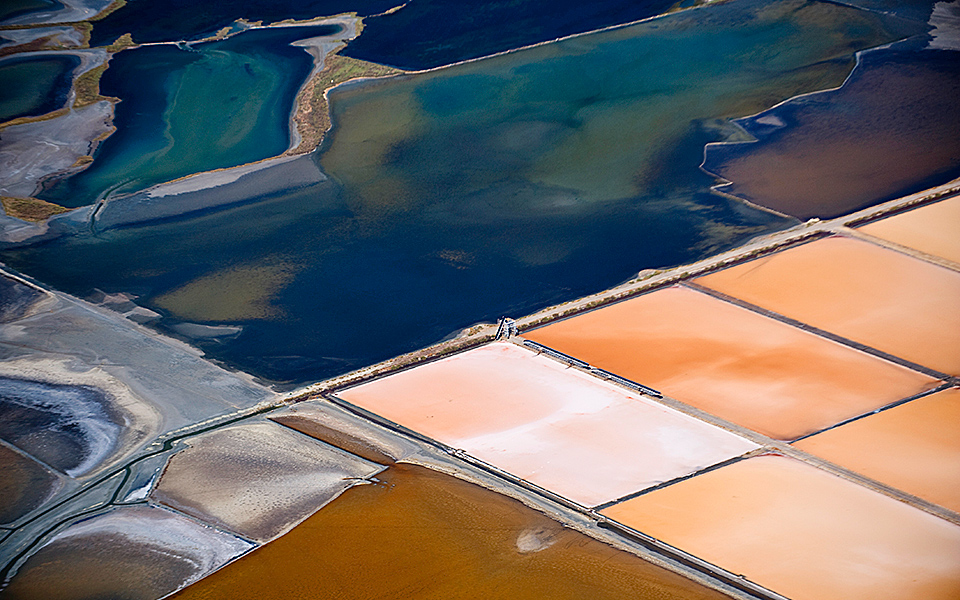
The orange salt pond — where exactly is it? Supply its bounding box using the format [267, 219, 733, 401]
[695, 235, 960, 375]
[858, 195, 960, 264]
[173, 464, 731, 600]
[602, 455, 960, 600]
[525, 285, 934, 440]
[795, 387, 960, 513]
[338, 342, 756, 507]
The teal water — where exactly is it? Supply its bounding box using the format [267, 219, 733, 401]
[40, 24, 337, 208]
[0, 54, 78, 122]
[2, 0, 919, 385]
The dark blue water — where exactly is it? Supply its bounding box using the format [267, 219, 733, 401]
[89, 0, 399, 46]
[89, 0, 683, 69]
[341, 0, 680, 70]
[0, 0, 60, 23]
[0, 54, 78, 122]
[39, 25, 337, 208]
[5, 0, 916, 386]
[835, 0, 936, 23]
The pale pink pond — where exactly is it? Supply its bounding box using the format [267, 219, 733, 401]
[339, 343, 756, 507]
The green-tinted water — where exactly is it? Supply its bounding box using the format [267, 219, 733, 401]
[320, 0, 917, 226]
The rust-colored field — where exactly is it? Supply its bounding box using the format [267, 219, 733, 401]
[338, 343, 756, 507]
[525, 286, 934, 440]
[858, 195, 960, 265]
[795, 387, 960, 513]
[602, 455, 960, 600]
[173, 464, 730, 600]
[695, 236, 960, 375]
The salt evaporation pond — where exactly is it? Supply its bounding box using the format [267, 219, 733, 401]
[603, 454, 960, 600]
[172, 463, 731, 600]
[39, 24, 339, 208]
[526, 285, 936, 440]
[2, 0, 918, 384]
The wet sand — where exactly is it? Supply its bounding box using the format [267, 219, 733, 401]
[795, 387, 960, 513]
[339, 342, 756, 507]
[603, 455, 960, 600]
[858, 194, 960, 264]
[0, 444, 60, 526]
[696, 236, 960, 376]
[150, 421, 382, 542]
[270, 401, 421, 465]
[526, 285, 935, 440]
[2, 505, 252, 600]
[173, 463, 730, 600]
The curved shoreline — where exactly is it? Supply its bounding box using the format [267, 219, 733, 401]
[0, 0, 921, 246]
[700, 28, 960, 219]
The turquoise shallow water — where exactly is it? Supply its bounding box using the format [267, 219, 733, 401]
[3, 0, 920, 385]
[40, 24, 337, 208]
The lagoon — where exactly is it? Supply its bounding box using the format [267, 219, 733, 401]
[0, 54, 78, 123]
[3, 0, 919, 385]
[39, 24, 338, 208]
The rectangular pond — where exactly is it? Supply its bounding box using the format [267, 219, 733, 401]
[695, 235, 960, 376]
[525, 285, 935, 440]
[794, 387, 960, 513]
[602, 454, 960, 600]
[338, 342, 756, 507]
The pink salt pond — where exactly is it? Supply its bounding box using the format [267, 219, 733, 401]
[525, 285, 934, 440]
[695, 235, 960, 376]
[338, 343, 757, 507]
[602, 454, 960, 600]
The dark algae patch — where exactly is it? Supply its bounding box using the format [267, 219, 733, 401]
[173, 463, 731, 600]
[704, 40, 960, 219]
[1, 0, 916, 385]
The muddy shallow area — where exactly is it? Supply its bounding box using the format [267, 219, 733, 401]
[174, 463, 730, 600]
